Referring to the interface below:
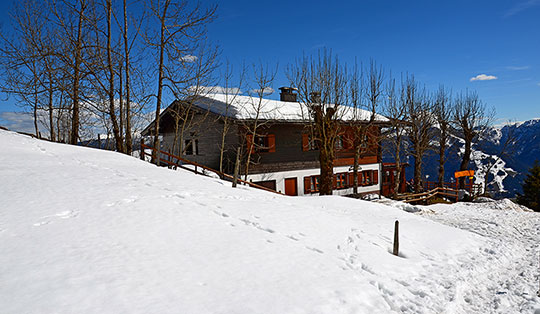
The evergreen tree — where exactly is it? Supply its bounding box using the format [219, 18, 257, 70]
[516, 161, 540, 212]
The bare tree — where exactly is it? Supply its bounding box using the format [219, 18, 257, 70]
[116, 0, 144, 154]
[243, 63, 277, 180]
[433, 86, 454, 186]
[0, 0, 52, 138]
[453, 90, 494, 189]
[349, 60, 383, 194]
[144, 0, 217, 164]
[287, 49, 349, 195]
[382, 77, 407, 196]
[403, 76, 436, 192]
[50, 0, 95, 144]
[169, 42, 219, 159]
[218, 60, 246, 173]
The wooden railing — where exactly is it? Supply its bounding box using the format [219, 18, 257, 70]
[140, 141, 282, 195]
[397, 187, 459, 203]
[423, 180, 482, 197]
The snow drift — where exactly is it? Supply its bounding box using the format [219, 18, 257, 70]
[0, 130, 539, 313]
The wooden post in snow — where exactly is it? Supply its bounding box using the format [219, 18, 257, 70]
[140, 139, 145, 161]
[393, 220, 399, 256]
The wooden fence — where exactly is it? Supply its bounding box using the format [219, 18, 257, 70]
[423, 180, 482, 197]
[397, 186, 460, 203]
[140, 140, 282, 195]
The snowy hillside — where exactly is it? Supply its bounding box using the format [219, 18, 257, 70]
[1, 130, 539, 313]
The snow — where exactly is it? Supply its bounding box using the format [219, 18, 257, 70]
[193, 93, 389, 122]
[452, 134, 515, 194]
[470, 148, 514, 194]
[1, 129, 539, 313]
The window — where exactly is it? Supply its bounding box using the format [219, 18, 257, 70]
[247, 134, 275, 153]
[255, 136, 270, 152]
[302, 134, 317, 151]
[335, 173, 347, 189]
[364, 170, 371, 185]
[311, 176, 320, 192]
[304, 175, 320, 194]
[184, 139, 199, 155]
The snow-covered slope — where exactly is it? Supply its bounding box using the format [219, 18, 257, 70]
[1, 130, 539, 313]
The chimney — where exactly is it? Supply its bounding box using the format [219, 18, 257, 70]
[279, 87, 297, 102]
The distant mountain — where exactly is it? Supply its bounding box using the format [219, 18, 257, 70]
[477, 118, 540, 197]
[390, 118, 540, 198]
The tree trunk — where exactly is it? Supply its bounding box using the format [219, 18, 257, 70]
[319, 144, 334, 195]
[438, 138, 445, 187]
[219, 119, 229, 173]
[123, 0, 132, 154]
[353, 145, 360, 194]
[33, 102, 39, 138]
[119, 64, 125, 151]
[70, 1, 84, 145]
[48, 74, 55, 141]
[106, 0, 123, 153]
[151, 8, 167, 165]
[414, 151, 422, 192]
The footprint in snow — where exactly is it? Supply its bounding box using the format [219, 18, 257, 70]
[212, 210, 229, 218]
[286, 235, 300, 241]
[306, 246, 324, 254]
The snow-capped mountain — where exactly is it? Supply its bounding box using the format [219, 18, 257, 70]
[421, 118, 540, 197]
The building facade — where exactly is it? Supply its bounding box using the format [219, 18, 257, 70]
[142, 88, 392, 197]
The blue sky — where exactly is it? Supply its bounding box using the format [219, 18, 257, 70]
[207, 0, 540, 124]
[1, 0, 539, 129]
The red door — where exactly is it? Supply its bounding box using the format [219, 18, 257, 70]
[284, 178, 298, 196]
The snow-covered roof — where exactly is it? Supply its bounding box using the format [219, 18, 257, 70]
[190, 93, 389, 123]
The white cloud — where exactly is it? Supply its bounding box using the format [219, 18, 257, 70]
[188, 85, 242, 95]
[180, 55, 198, 63]
[249, 87, 275, 96]
[0, 111, 41, 134]
[470, 74, 498, 82]
[537, 82, 540, 87]
[506, 66, 530, 70]
[504, 0, 540, 17]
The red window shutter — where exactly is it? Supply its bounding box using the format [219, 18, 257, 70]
[373, 170, 379, 184]
[267, 134, 276, 152]
[246, 134, 254, 154]
[304, 176, 311, 194]
[333, 175, 337, 189]
[302, 134, 309, 151]
[348, 172, 354, 187]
